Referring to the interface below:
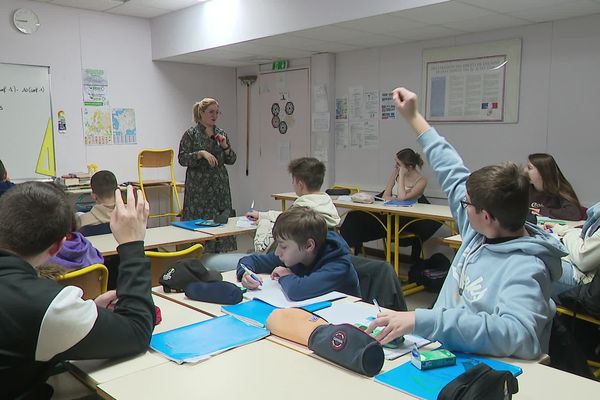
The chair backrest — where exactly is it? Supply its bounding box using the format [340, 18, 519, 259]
[137, 148, 182, 220]
[56, 264, 108, 300]
[79, 222, 112, 237]
[145, 243, 204, 286]
[350, 255, 407, 311]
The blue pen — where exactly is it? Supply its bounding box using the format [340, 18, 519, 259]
[240, 263, 262, 286]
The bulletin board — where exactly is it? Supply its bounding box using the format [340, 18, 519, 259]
[421, 38, 522, 123]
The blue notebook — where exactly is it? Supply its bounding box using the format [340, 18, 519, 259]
[150, 315, 269, 364]
[171, 218, 223, 231]
[383, 199, 417, 207]
[221, 299, 333, 327]
[375, 352, 522, 400]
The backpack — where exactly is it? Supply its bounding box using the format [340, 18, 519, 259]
[408, 253, 451, 292]
[437, 363, 519, 400]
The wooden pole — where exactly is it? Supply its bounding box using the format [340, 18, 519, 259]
[239, 75, 257, 176]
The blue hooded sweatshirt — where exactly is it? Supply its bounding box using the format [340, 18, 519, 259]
[413, 127, 567, 360]
[236, 231, 360, 301]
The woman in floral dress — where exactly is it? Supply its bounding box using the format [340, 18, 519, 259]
[178, 98, 237, 252]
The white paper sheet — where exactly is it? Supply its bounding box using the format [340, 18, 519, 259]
[245, 278, 346, 308]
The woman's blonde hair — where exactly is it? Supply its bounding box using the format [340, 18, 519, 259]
[193, 98, 218, 123]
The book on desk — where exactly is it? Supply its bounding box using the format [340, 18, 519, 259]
[150, 314, 270, 364]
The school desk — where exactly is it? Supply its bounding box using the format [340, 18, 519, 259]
[152, 270, 362, 321]
[194, 216, 258, 238]
[272, 192, 455, 275]
[442, 218, 586, 251]
[87, 225, 214, 256]
[68, 295, 211, 388]
[94, 327, 600, 400]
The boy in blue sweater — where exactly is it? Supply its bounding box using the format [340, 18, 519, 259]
[236, 206, 360, 301]
[367, 87, 566, 360]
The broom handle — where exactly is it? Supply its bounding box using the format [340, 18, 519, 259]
[245, 84, 250, 176]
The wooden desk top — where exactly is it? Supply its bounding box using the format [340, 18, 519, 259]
[97, 339, 403, 400]
[68, 295, 211, 387]
[88, 226, 214, 256]
[272, 192, 454, 221]
[194, 216, 258, 237]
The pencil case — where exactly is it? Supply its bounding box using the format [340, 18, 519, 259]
[308, 323, 384, 377]
[266, 308, 327, 346]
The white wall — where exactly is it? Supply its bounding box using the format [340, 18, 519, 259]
[1, 0, 236, 186]
[334, 14, 600, 206]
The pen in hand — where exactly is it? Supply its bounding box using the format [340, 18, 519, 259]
[240, 263, 262, 286]
[373, 298, 382, 313]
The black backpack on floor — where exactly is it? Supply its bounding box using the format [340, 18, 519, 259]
[408, 253, 451, 292]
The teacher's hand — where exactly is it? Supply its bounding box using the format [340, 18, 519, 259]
[198, 150, 218, 167]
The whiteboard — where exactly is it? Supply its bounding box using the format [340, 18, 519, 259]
[0, 63, 54, 180]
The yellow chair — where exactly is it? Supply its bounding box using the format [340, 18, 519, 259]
[56, 264, 108, 300]
[137, 148, 182, 221]
[145, 243, 204, 286]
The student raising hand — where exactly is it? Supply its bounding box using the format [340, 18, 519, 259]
[110, 185, 149, 245]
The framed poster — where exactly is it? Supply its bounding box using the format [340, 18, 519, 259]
[422, 38, 521, 123]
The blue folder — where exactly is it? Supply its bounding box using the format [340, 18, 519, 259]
[383, 199, 417, 207]
[150, 315, 269, 363]
[375, 352, 522, 400]
[171, 218, 222, 231]
[221, 299, 333, 327]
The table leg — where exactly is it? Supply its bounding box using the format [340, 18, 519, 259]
[386, 214, 392, 264]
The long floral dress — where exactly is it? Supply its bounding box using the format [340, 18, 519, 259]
[178, 123, 237, 252]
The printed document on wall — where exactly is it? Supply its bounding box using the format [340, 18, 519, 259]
[364, 90, 379, 119]
[348, 86, 363, 120]
[335, 122, 349, 150]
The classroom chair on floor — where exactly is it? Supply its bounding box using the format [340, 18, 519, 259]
[145, 243, 204, 286]
[56, 264, 109, 300]
[350, 255, 407, 311]
[137, 148, 182, 221]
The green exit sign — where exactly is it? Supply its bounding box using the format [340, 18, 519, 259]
[272, 60, 289, 70]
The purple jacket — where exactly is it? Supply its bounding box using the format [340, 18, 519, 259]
[48, 232, 104, 269]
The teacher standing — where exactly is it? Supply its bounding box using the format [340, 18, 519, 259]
[178, 98, 237, 253]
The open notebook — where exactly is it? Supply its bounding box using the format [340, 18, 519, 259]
[150, 315, 269, 364]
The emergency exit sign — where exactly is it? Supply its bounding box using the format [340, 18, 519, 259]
[272, 60, 289, 70]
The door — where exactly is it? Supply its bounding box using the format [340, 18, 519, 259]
[258, 69, 310, 210]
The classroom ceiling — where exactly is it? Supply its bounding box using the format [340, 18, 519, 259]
[32, 0, 600, 66]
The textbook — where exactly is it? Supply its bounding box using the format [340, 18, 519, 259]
[150, 315, 269, 364]
[375, 352, 523, 400]
[383, 199, 416, 207]
[222, 298, 333, 327]
[171, 218, 223, 231]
